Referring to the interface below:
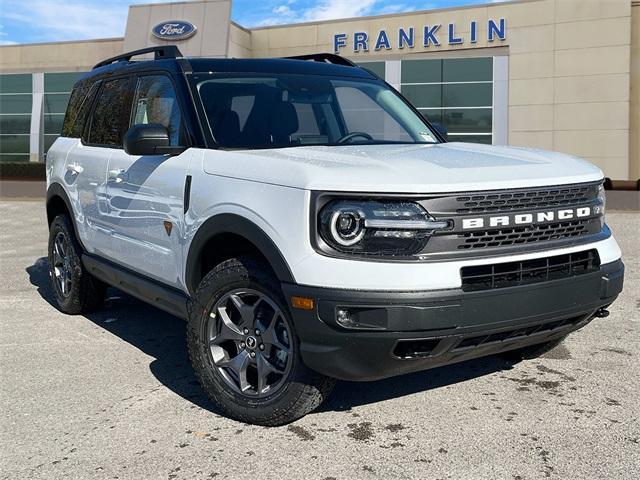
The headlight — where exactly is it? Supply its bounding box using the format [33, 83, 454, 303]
[318, 199, 450, 257]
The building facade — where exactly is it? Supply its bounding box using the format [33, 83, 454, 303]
[0, 0, 638, 181]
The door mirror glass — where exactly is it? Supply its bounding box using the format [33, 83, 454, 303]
[124, 123, 184, 155]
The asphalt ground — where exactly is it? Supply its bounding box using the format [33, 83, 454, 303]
[1, 200, 638, 480]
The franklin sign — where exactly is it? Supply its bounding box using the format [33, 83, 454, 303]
[334, 18, 506, 53]
[152, 21, 197, 41]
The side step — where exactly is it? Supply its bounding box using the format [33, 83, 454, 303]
[82, 254, 189, 320]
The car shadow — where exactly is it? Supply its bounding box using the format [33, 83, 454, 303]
[27, 257, 218, 414]
[27, 257, 514, 417]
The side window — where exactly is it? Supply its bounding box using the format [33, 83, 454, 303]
[87, 77, 132, 147]
[131, 75, 184, 146]
[62, 81, 99, 138]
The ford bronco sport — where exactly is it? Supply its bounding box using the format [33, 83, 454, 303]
[46, 46, 624, 426]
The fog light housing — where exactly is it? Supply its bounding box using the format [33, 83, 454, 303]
[336, 309, 355, 327]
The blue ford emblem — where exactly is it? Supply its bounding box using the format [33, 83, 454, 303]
[152, 21, 197, 41]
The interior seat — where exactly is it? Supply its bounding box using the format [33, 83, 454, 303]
[268, 101, 299, 145]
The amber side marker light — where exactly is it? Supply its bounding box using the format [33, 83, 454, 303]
[291, 296, 315, 310]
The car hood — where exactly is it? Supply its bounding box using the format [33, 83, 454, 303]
[201, 142, 603, 193]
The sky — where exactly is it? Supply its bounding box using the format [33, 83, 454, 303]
[0, 0, 506, 46]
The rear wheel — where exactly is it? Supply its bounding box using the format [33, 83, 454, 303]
[187, 255, 335, 426]
[47, 215, 106, 314]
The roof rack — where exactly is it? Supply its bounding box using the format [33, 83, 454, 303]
[285, 53, 356, 67]
[93, 45, 183, 70]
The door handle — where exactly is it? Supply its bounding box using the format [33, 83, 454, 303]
[67, 163, 83, 175]
[108, 169, 128, 183]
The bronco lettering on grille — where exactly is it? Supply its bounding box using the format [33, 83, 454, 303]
[461, 207, 592, 230]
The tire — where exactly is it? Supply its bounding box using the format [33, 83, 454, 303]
[187, 255, 335, 426]
[499, 335, 567, 362]
[47, 214, 106, 314]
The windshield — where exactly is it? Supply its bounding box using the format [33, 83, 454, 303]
[193, 74, 439, 149]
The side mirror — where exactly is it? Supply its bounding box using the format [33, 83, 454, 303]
[123, 124, 186, 156]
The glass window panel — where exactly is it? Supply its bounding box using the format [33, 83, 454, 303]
[0, 153, 30, 162]
[88, 77, 132, 147]
[401, 59, 442, 83]
[0, 115, 31, 134]
[0, 94, 32, 114]
[0, 134, 30, 154]
[443, 108, 493, 134]
[0, 74, 32, 94]
[335, 85, 415, 143]
[448, 134, 492, 144]
[44, 72, 84, 93]
[63, 81, 99, 138]
[44, 114, 65, 135]
[401, 84, 442, 108]
[443, 58, 493, 82]
[418, 109, 443, 125]
[44, 134, 60, 151]
[132, 75, 184, 146]
[292, 102, 320, 136]
[358, 61, 385, 79]
[443, 83, 492, 108]
[44, 93, 71, 114]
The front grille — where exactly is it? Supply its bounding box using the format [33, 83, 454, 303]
[454, 184, 595, 214]
[417, 181, 605, 258]
[460, 249, 600, 292]
[458, 220, 590, 250]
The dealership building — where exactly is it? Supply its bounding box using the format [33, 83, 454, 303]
[0, 0, 638, 181]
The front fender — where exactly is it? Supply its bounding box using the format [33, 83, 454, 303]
[184, 213, 296, 295]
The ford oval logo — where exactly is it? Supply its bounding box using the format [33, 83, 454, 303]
[152, 20, 197, 41]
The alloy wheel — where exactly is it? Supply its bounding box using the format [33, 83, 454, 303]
[52, 232, 73, 297]
[206, 288, 293, 397]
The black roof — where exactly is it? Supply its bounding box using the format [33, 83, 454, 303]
[81, 47, 376, 83]
[187, 58, 375, 79]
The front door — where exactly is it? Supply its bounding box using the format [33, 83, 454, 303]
[102, 74, 190, 288]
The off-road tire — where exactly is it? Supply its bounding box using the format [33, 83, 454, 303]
[187, 255, 335, 426]
[47, 214, 106, 314]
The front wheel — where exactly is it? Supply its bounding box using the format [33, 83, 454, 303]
[187, 255, 335, 426]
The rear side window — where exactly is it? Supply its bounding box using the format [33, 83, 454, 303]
[87, 77, 132, 147]
[62, 81, 99, 138]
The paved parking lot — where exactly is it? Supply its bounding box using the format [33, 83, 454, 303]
[1, 199, 638, 480]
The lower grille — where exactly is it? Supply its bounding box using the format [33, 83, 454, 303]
[458, 220, 590, 250]
[392, 314, 588, 359]
[452, 315, 585, 352]
[460, 249, 600, 292]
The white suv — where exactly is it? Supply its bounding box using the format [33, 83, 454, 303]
[46, 46, 624, 425]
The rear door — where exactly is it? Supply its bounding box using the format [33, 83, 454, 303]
[62, 77, 134, 256]
[72, 76, 133, 257]
[102, 73, 191, 288]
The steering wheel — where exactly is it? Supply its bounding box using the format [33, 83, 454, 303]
[336, 132, 374, 144]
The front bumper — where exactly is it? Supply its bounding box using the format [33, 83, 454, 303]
[282, 259, 624, 381]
